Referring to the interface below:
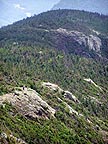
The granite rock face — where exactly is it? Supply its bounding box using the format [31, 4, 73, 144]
[54, 28, 102, 57]
[0, 132, 27, 144]
[0, 87, 56, 119]
[42, 82, 80, 104]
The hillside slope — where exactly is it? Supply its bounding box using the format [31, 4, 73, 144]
[0, 83, 108, 143]
[0, 9, 108, 144]
[0, 10, 108, 59]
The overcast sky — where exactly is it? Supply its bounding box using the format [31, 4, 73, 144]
[0, 0, 60, 27]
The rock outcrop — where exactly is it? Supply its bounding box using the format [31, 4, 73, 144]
[42, 82, 80, 104]
[0, 87, 56, 119]
[0, 132, 27, 144]
[55, 28, 102, 56]
[64, 91, 80, 103]
[84, 78, 102, 91]
[42, 82, 63, 92]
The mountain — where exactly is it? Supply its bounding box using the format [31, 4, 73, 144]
[0, 0, 59, 27]
[52, 0, 108, 15]
[0, 9, 108, 144]
[0, 9, 108, 59]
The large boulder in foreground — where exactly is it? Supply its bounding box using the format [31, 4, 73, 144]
[0, 87, 55, 120]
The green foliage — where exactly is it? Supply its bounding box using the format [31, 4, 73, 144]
[0, 9, 108, 144]
[0, 44, 108, 118]
[0, 104, 104, 144]
[0, 10, 108, 59]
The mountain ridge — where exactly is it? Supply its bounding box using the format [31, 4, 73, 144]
[0, 9, 108, 60]
[52, 0, 108, 15]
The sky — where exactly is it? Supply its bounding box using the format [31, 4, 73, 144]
[0, 0, 60, 27]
